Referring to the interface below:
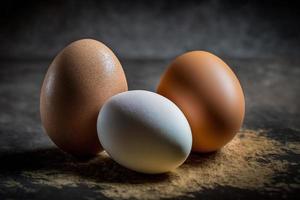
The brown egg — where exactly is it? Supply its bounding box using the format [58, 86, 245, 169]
[157, 51, 245, 153]
[40, 39, 128, 157]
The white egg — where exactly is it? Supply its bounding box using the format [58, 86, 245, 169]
[97, 90, 192, 174]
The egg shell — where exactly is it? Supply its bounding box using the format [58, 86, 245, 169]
[40, 39, 128, 157]
[97, 90, 192, 174]
[157, 51, 245, 153]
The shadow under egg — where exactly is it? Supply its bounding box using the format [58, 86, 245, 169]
[0, 148, 172, 184]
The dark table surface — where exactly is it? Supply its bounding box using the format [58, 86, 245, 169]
[0, 58, 299, 200]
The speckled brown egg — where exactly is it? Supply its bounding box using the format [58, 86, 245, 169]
[40, 39, 128, 157]
[157, 51, 245, 153]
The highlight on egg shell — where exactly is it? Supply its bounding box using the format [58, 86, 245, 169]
[40, 39, 128, 157]
[97, 90, 192, 174]
[157, 51, 245, 153]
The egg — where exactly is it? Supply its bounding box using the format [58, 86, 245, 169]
[157, 51, 245, 153]
[40, 39, 128, 157]
[97, 90, 192, 174]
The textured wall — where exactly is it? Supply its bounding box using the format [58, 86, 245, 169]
[0, 0, 299, 59]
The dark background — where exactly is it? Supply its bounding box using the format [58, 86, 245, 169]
[0, 0, 299, 200]
[1, 0, 300, 60]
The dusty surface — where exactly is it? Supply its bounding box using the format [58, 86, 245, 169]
[1, 129, 298, 200]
